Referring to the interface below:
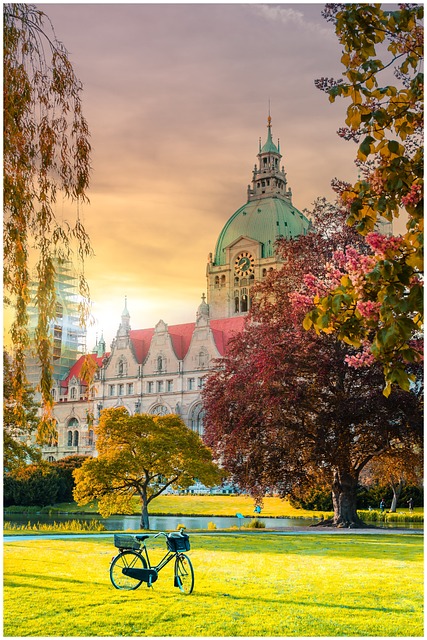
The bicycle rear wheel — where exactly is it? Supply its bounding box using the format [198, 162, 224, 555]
[110, 550, 147, 590]
[174, 553, 194, 594]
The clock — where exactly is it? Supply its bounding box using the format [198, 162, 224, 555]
[234, 252, 255, 276]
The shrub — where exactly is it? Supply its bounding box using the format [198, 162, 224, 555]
[243, 518, 266, 529]
[207, 521, 217, 530]
[3, 519, 106, 532]
[358, 510, 424, 523]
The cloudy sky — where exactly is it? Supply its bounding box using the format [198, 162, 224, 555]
[36, 1, 363, 350]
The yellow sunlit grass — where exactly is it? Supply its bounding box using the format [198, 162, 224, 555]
[4, 533, 423, 637]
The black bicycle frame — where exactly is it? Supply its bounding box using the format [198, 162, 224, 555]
[122, 545, 178, 586]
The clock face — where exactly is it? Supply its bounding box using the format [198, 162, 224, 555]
[234, 252, 255, 276]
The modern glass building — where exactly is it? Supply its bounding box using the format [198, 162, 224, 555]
[26, 258, 86, 390]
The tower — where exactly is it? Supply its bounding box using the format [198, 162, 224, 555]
[206, 115, 311, 319]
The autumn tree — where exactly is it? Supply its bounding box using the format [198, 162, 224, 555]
[4, 3, 92, 436]
[203, 202, 423, 528]
[3, 350, 41, 471]
[73, 408, 224, 529]
[361, 447, 423, 512]
[305, 3, 423, 396]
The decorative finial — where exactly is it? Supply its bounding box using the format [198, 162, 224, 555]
[268, 99, 271, 127]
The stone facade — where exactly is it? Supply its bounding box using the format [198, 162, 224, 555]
[43, 302, 245, 461]
[43, 116, 310, 461]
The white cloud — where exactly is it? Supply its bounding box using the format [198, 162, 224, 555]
[250, 3, 332, 36]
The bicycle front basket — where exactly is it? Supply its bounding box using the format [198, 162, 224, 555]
[166, 532, 190, 552]
[114, 534, 141, 550]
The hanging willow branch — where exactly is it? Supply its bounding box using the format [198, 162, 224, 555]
[4, 3, 93, 439]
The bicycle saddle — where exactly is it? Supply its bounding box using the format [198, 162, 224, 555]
[135, 534, 150, 541]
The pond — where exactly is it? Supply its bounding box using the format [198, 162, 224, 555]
[3, 513, 423, 530]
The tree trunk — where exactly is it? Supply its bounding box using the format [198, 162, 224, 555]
[389, 478, 404, 513]
[139, 491, 150, 530]
[314, 470, 366, 528]
[139, 500, 150, 530]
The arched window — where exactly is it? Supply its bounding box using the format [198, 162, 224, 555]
[88, 430, 94, 446]
[157, 355, 164, 372]
[73, 430, 79, 447]
[189, 404, 205, 436]
[51, 389, 56, 400]
[117, 358, 127, 376]
[70, 387, 77, 399]
[234, 291, 239, 313]
[220, 275, 226, 287]
[67, 431, 73, 446]
[215, 275, 220, 287]
[241, 288, 248, 313]
[151, 404, 168, 416]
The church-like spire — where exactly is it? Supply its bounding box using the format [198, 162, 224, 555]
[247, 113, 291, 203]
[196, 292, 210, 322]
[97, 331, 106, 357]
[117, 296, 131, 338]
[122, 295, 130, 318]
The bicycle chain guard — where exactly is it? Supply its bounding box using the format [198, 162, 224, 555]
[122, 567, 158, 586]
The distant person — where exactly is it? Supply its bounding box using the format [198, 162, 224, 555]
[254, 505, 262, 515]
[407, 497, 414, 512]
[380, 499, 386, 512]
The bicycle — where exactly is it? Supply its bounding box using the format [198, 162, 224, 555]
[109, 528, 194, 594]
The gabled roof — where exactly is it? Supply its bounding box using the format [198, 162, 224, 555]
[210, 317, 246, 355]
[61, 352, 108, 387]
[129, 328, 155, 363]
[60, 316, 246, 388]
[129, 317, 246, 362]
[168, 322, 197, 360]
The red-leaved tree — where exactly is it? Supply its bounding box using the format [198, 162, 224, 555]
[203, 201, 423, 527]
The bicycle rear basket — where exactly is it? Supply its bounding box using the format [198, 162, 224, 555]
[114, 534, 141, 550]
[166, 532, 190, 552]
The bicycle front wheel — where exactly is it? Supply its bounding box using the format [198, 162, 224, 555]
[174, 553, 194, 594]
[110, 550, 147, 590]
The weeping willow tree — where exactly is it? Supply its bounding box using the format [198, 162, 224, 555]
[4, 4, 93, 441]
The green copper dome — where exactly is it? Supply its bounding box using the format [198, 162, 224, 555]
[214, 197, 311, 266]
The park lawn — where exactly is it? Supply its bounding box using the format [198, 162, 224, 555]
[36, 495, 332, 518]
[3, 533, 423, 637]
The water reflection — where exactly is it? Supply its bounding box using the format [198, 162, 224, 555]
[4, 513, 422, 530]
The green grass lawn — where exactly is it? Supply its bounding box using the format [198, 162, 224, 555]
[3, 533, 423, 636]
[13, 495, 334, 518]
[6, 495, 422, 522]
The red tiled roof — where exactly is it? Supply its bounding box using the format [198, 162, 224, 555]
[129, 328, 155, 363]
[130, 317, 245, 362]
[168, 322, 197, 360]
[61, 352, 108, 387]
[60, 317, 246, 388]
[210, 317, 246, 355]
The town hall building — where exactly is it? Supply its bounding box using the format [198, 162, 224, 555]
[42, 116, 311, 461]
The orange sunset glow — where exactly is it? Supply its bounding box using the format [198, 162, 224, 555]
[7, 3, 375, 350]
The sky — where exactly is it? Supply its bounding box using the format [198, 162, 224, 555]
[28, 2, 370, 351]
